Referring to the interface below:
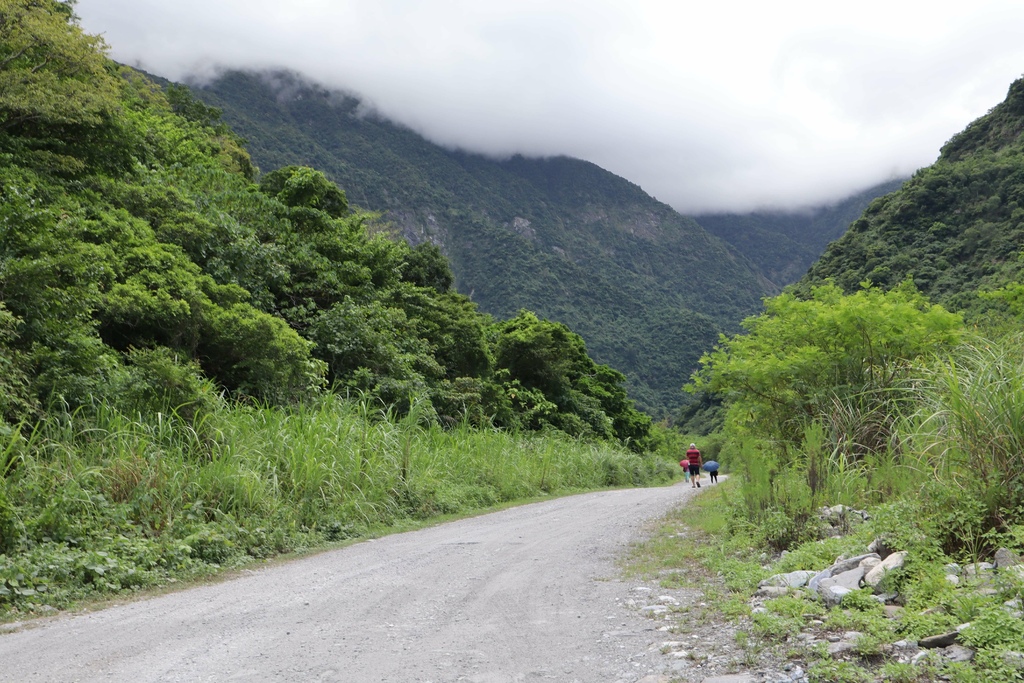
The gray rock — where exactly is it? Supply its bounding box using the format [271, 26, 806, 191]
[868, 537, 895, 559]
[819, 565, 860, 593]
[1001, 651, 1024, 670]
[755, 586, 791, 598]
[831, 553, 880, 575]
[996, 547, 1023, 570]
[883, 605, 904, 619]
[827, 631, 864, 658]
[943, 644, 975, 662]
[760, 570, 817, 589]
[819, 584, 854, 607]
[807, 568, 834, 592]
[700, 676, 757, 683]
[818, 567, 865, 602]
[822, 504, 848, 518]
[864, 550, 907, 590]
[964, 561, 994, 578]
[827, 639, 859, 657]
[919, 631, 959, 648]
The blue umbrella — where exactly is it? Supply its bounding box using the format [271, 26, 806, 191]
[702, 460, 719, 472]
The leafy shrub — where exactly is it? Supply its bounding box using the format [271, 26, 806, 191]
[806, 660, 872, 683]
[839, 588, 886, 613]
[117, 346, 221, 422]
[765, 594, 824, 618]
[0, 480, 23, 554]
[773, 536, 864, 574]
[959, 606, 1024, 650]
[750, 610, 800, 640]
[183, 527, 236, 565]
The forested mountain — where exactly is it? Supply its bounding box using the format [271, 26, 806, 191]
[798, 78, 1024, 315]
[0, 1, 654, 449]
[189, 71, 776, 416]
[693, 178, 905, 287]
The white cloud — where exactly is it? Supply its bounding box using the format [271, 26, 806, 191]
[75, 0, 1024, 213]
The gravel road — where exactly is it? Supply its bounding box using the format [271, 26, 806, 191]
[0, 483, 697, 682]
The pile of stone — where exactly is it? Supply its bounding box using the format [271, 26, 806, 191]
[756, 544, 906, 607]
[752, 541, 1024, 672]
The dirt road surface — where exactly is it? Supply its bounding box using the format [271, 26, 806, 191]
[0, 484, 696, 682]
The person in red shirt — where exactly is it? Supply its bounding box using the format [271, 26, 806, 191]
[682, 443, 702, 489]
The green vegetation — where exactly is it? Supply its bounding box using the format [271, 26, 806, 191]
[799, 80, 1024, 319]
[0, 0, 681, 616]
[695, 178, 905, 287]
[0, 0, 652, 446]
[190, 70, 773, 417]
[634, 76, 1024, 681]
[0, 394, 674, 615]
[691, 281, 962, 454]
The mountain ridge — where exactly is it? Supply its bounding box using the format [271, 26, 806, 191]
[694, 178, 907, 288]
[797, 77, 1024, 316]
[190, 69, 776, 416]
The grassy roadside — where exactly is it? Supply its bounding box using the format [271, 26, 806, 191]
[623, 477, 1024, 683]
[0, 395, 679, 622]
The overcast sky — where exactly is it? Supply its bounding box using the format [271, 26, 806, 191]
[75, 1, 1024, 214]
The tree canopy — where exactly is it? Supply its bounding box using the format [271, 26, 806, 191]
[0, 1, 651, 450]
[690, 281, 963, 451]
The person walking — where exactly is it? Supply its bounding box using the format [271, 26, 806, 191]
[685, 443, 702, 488]
[704, 460, 719, 483]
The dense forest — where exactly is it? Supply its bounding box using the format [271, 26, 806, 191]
[0, 0, 675, 613]
[694, 178, 905, 287]
[0, 2, 655, 448]
[189, 70, 775, 417]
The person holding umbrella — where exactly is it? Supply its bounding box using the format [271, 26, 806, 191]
[703, 458, 720, 483]
[683, 443, 702, 488]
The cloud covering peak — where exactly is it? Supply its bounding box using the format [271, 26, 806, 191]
[76, 0, 1024, 213]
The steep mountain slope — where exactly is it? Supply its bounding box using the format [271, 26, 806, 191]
[798, 79, 1024, 313]
[0, 0, 653, 448]
[191, 70, 775, 415]
[694, 178, 905, 287]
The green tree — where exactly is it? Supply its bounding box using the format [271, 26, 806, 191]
[259, 165, 348, 218]
[492, 311, 650, 448]
[691, 281, 963, 452]
[0, 303, 35, 426]
[0, 0, 120, 133]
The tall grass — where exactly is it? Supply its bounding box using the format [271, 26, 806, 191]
[901, 336, 1024, 553]
[718, 335, 1024, 557]
[0, 393, 675, 614]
